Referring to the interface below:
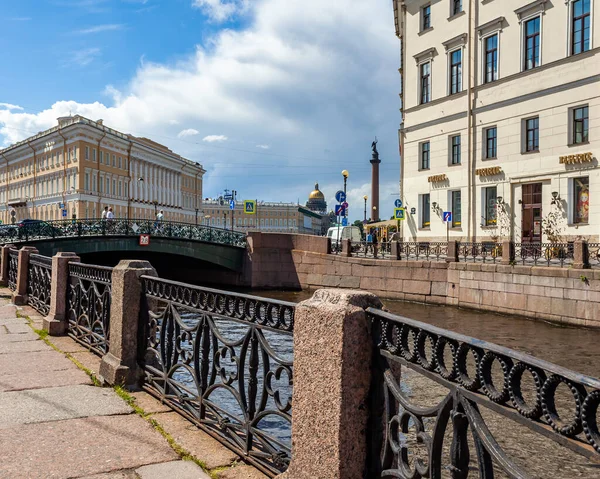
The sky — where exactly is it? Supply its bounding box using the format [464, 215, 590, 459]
[0, 0, 401, 222]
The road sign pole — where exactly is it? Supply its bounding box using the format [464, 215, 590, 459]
[447, 220, 449, 244]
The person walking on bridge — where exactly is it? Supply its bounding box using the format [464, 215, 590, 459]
[101, 206, 108, 220]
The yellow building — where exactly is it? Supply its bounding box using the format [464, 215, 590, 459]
[0, 115, 205, 224]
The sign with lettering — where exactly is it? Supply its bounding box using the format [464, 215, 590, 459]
[139, 234, 151, 246]
[428, 174, 448, 183]
[475, 166, 502, 176]
[559, 152, 593, 164]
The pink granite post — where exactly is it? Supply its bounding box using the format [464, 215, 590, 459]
[573, 239, 589, 269]
[341, 239, 352, 257]
[99, 260, 157, 386]
[446, 240, 459, 262]
[390, 240, 400, 260]
[501, 240, 515, 265]
[276, 289, 383, 479]
[43, 252, 81, 335]
[13, 246, 38, 305]
[0, 244, 15, 286]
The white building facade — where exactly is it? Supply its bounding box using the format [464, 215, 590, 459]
[393, 0, 599, 242]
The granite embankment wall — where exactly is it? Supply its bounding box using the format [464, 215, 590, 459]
[246, 232, 600, 328]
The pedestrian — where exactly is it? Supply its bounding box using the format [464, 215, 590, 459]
[107, 207, 114, 220]
[157, 209, 164, 222]
[101, 206, 109, 220]
[373, 228, 379, 257]
[366, 229, 373, 255]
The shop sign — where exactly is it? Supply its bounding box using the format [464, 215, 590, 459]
[427, 174, 447, 183]
[559, 152, 593, 164]
[475, 166, 502, 176]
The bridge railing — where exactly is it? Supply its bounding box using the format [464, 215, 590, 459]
[138, 276, 295, 477]
[0, 218, 247, 248]
[7, 248, 18, 291]
[27, 254, 52, 316]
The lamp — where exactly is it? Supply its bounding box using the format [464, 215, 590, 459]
[341, 170, 349, 178]
[432, 201, 437, 210]
[497, 196, 504, 204]
[551, 191, 561, 205]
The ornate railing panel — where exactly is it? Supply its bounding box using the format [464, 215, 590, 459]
[139, 277, 295, 477]
[588, 243, 600, 269]
[366, 308, 600, 477]
[399, 242, 448, 261]
[7, 249, 18, 292]
[27, 254, 52, 315]
[516, 242, 574, 267]
[458, 241, 502, 263]
[67, 263, 113, 356]
[0, 218, 247, 249]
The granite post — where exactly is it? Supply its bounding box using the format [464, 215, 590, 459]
[276, 289, 383, 479]
[501, 240, 515, 265]
[43, 252, 81, 335]
[13, 246, 38, 305]
[446, 240, 459, 262]
[0, 244, 15, 287]
[573, 239, 589, 269]
[390, 240, 400, 260]
[99, 260, 157, 386]
[341, 239, 352, 257]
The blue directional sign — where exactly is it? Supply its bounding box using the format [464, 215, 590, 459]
[394, 208, 406, 220]
[443, 211, 452, 222]
[62, 209, 67, 218]
[229, 200, 235, 210]
[335, 205, 345, 216]
[394, 199, 403, 208]
[342, 217, 348, 226]
[335, 190, 346, 203]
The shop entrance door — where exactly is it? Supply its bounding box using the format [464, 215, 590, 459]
[521, 183, 542, 243]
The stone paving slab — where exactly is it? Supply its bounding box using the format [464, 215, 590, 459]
[151, 412, 239, 470]
[216, 465, 269, 479]
[0, 338, 50, 354]
[136, 460, 210, 478]
[0, 415, 178, 479]
[0, 368, 92, 392]
[0, 331, 39, 342]
[74, 472, 139, 479]
[131, 391, 172, 414]
[0, 350, 77, 375]
[0, 384, 133, 428]
[3, 322, 33, 334]
[71, 350, 103, 373]
[47, 335, 90, 353]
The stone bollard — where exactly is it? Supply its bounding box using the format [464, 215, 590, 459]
[276, 289, 383, 479]
[501, 240, 515, 265]
[13, 246, 38, 305]
[341, 238, 352, 257]
[43, 252, 81, 336]
[0, 244, 16, 287]
[390, 240, 400, 260]
[573, 239, 589, 269]
[99, 260, 157, 386]
[446, 240, 459, 262]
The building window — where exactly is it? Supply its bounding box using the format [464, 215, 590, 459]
[420, 141, 430, 170]
[420, 62, 431, 104]
[112, 155, 116, 167]
[452, 190, 461, 227]
[484, 34, 498, 83]
[422, 5, 431, 30]
[99, 151, 103, 164]
[451, 135, 461, 165]
[573, 177, 589, 224]
[93, 149, 97, 162]
[422, 194, 430, 228]
[525, 117, 539, 152]
[524, 17, 541, 70]
[485, 127, 497, 159]
[85, 147, 89, 160]
[572, 0, 591, 55]
[573, 106, 589, 144]
[118, 157, 122, 168]
[484, 186, 497, 226]
[452, 0, 462, 15]
[99, 177, 103, 193]
[449, 49, 462, 94]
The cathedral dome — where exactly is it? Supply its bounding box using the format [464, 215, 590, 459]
[309, 183, 325, 200]
[306, 182, 327, 214]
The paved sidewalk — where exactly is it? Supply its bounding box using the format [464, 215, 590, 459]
[0, 292, 266, 479]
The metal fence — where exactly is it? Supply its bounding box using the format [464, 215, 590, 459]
[587, 243, 600, 268]
[458, 242, 502, 263]
[515, 242, 574, 267]
[27, 254, 52, 316]
[0, 218, 247, 248]
[7, 249, 18, 291]
[366, 308, 600, 477]
[66, 263, 113, 356]
[399, 242, 448, 261]
[139, 277, 295, 477]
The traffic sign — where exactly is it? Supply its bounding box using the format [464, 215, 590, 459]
[394, 208, 406, 220]
[335, 205, 345, 216]
[244, 200, 256, 214]
[229, 200, 235, 210]
[443, 211, 452, 222]
[139, 234, 151, 246]
[335, 190, 346, 203]
[342, 201, 348, 209]
[394, 199, 403, 208]
[59, 202, 65, 209]
[62, 209, 67, 218]
[342, 217, 348, 226]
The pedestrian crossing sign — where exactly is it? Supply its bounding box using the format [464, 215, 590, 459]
[394, 208, 406, 220]
[244, 200, 256, 214]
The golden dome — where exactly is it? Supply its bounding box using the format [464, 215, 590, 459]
[309, 182, 325, 200]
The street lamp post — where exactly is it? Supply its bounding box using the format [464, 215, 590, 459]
[152, 200, 158, 217]
[336, 170, 349, 251]
[195, 208, 199, 225]
[363, 195, 368, 222]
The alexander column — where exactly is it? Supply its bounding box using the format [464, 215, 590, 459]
[370, 138, 380, 221]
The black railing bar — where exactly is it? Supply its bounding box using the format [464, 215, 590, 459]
[383, 351, 600, 463]
[140, 275, 296, 309]
[69, 263, 114, 273]
[370, 308, 600, 389]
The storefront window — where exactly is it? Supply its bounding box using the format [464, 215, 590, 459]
[485, 187, 497, 225]
[573, 177, 589, 224]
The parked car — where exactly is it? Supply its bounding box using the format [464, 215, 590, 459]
[326, 225, 362, 250]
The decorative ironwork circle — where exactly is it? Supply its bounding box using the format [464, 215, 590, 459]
[382, 320, 402, 354]
[400, 325, 418, 362]
[415, 330, 437, 371]
[455, 343, 482, 391]
[582, 390, 600, 453]
[433, 336, 457, 380]
[478, 352, 513, 404]
[541, 374, 586, 436]
[508, 362, 546, 419]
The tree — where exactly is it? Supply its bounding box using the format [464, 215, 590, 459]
[353, 220, 364, 235]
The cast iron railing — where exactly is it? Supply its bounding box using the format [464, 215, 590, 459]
[366, 308, 600, 477]
[400, 242, 448, 261]
[588, 243, 600, 268]
[139, 277, 295, 477]
[7, 249, 18, 292]
[27, 254, 52, 315]
[458, 242, 502, 263]
[67, 263, 113, 356]
[515, 242, 574, 267]
[0, 218, 247, 248]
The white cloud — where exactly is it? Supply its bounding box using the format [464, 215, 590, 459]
[202, 135, 227, 142]
[178, 128, 200, 138]
[0, 103, 24, 111]
[73, 24, 125, 34]
[192, 0, 248, 22]
[66, 47, 101, 67]
[255, 144, 270, 149]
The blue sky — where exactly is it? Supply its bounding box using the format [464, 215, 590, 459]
[0, 0, 401, 222]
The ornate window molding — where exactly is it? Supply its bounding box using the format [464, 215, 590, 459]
[515, 0, 548, 23]
[442, 33, 468, 52]
[477, 16, 505, 38]
[413, 47, 436, 64]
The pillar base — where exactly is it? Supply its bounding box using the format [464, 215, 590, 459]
[12, 294, 27, 306]
[43, 316, 67, 336]
[99, 352, 141, 387]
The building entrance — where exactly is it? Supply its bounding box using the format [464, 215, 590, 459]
[521, 183, 543, 243]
